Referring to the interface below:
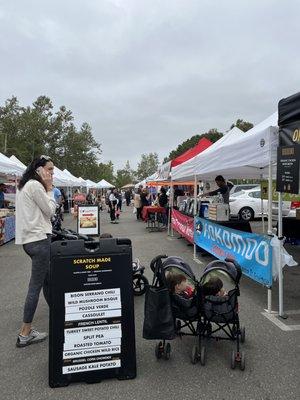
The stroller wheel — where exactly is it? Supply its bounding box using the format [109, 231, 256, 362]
[164, 343, 171, 360]
[155, 341, 163, 359]
[132, 274, 148, 296]
[200, 346, 206, 366]
[231, 350, 236, 369]
[239, 351, 246, 371]
[191, 345, 199, 364]
[240, 326, 246, 343]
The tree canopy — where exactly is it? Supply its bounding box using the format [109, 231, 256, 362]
[0, 95, 102, 180]
[136, 153, 159, 180]
[230, 119, 253, 132]
[165, 129, 222, 162]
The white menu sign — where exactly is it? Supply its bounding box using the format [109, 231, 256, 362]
[63, 288, 122, 374]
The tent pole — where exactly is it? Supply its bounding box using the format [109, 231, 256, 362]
[267, 128, 273, 314]
[170, 180, 174, 237]
[167, 180, 171, 235]
[260, 173, 265, 234]
[278, 191, 286, 318]
[193, 175, 197, 261]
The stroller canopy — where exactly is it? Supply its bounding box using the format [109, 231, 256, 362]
[162, 256, 196, 281]
[200, 260, 242, 290]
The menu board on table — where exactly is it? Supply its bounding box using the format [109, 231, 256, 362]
[49, 238, 136, 387]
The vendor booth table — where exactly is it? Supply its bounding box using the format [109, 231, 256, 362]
[142, 206, 166, 232]
[0, 215, 15, 245]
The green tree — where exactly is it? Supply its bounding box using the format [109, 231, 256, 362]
[165, 129, 222, 162]
[114, 160, 135, 188]
[0, 95, 102, 179]
[230, 119, 253, 132]
[136, 152, 159, 180]
[0, 96, 23, 156]
[97, 161, 115, 184]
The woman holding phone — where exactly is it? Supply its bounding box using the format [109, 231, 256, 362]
[15, 155, 57, 347]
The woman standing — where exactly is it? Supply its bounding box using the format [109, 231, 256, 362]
[134, 188, 142, 220]
[109, 189, 118, 224]
[15, 156, 57, 347]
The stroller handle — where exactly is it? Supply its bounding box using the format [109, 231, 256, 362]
[225, 258, 242, 284]
[150, 254, 168, 272]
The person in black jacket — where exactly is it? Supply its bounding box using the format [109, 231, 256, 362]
[158, 187, 168, 226]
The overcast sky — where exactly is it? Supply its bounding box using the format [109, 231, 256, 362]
[1, 0, 300, 170]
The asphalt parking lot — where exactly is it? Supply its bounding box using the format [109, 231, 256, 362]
[0, 208, 299, 400]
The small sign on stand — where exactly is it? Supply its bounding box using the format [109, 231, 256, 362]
[77, 205, 100, 236]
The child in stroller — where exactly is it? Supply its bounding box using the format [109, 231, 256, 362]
[192, 259, 246, 370]
[166, 272, 197, 319]
[144, 255, 199, 360]
[144, 255, 245, 370]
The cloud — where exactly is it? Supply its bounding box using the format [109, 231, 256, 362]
[1, 0, 300, 170]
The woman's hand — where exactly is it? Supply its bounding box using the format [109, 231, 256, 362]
[38, 167, 53, 192]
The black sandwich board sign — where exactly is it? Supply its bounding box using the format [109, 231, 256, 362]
[77, 205, 100, 236]
[49, 238, 136, 387]
[277, 92, 300, 194]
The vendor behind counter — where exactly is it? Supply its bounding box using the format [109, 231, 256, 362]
[202, 175, 233, 204]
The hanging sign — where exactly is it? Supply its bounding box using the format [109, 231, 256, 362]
[194, 217, 272, 287]
[171, 209, 194, 243]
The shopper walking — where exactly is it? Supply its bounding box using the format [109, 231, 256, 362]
[134, 188, 142, 220]
[125, 189, 131, 206]
[15, 155, 57, 347]
[109, 189, 118, 224]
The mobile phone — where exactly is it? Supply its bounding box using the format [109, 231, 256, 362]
[36, 167, 43, 176]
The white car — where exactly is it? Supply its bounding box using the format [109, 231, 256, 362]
[229, 189, 268, 221]
[272, 200, 300, 219]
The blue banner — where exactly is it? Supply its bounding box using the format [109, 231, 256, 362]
[194, 217, 272, 287]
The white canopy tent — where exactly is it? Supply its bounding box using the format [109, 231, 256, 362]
[85, 179, 98, 188]
[10, 155, 26, 169]
[10, 155, 77, 187]
[63, 169, 84, 187]
[171, 115, 278, 181]
[78, 176, 88, 187]
[97, 179, 114, 189]
[0, 153, 25, 176]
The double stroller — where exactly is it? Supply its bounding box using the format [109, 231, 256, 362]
[143, 255, 245, 370]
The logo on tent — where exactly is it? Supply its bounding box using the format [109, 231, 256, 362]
[260, 139, 265, 147]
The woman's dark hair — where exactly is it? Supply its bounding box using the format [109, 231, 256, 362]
[160, 187, 166, 194]
[18, 155, 52, 191]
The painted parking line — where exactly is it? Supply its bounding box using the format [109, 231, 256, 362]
[262, 310, 300, 331]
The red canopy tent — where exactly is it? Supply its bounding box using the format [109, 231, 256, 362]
[170, 137, 212, 168]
